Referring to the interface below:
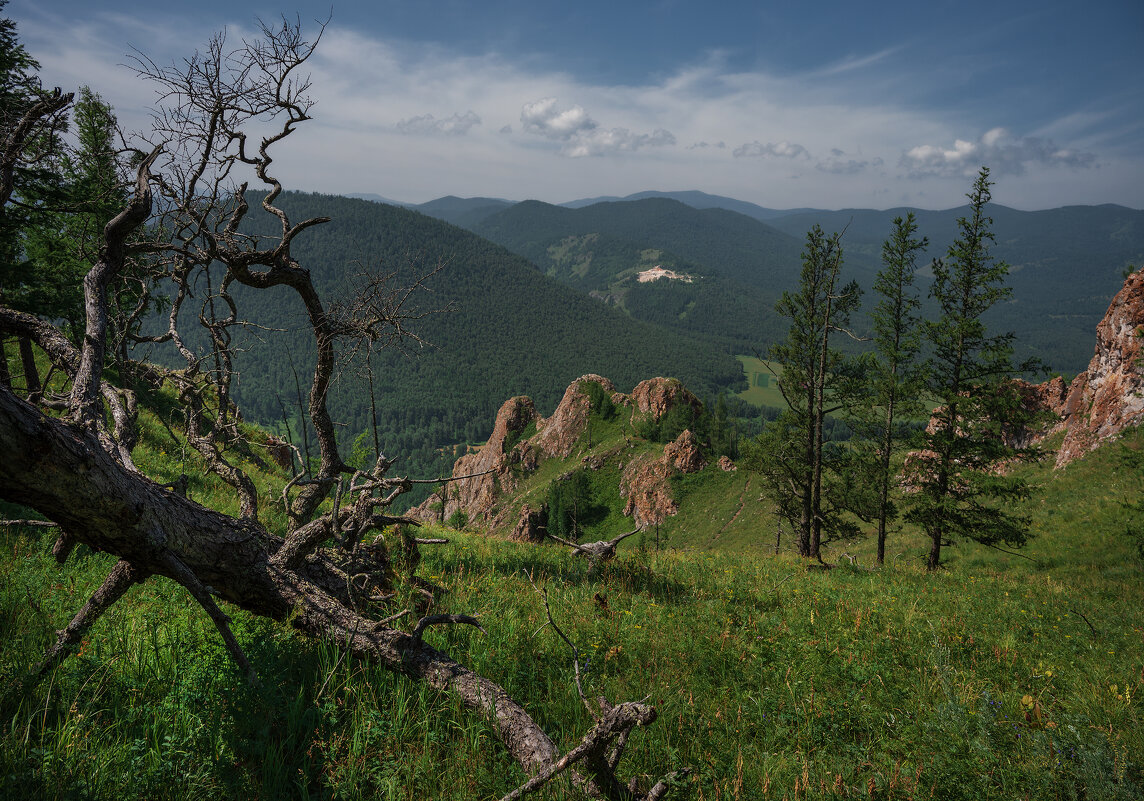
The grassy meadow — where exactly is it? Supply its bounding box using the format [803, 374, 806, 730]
[735, 357, 786, 410]
[1, 368, 1143, 800]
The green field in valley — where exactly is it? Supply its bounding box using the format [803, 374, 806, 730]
[735, 355, 787, 409]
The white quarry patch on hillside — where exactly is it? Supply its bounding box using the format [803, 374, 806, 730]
[636, 265, 693, 283]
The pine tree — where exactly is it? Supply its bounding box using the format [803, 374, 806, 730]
[864, 213, 928, 565]
[905, 167, 1042, 570]
[753, 225, 862, 559]
[23, 87, 128, 342]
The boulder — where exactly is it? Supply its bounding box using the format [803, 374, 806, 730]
[509, 503, 547, 543]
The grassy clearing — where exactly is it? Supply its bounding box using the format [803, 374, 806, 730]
[4, 516, 1140, 799]
[735, 356, 787, 410]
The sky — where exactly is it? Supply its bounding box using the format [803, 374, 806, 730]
[8, 0, 1143, 210]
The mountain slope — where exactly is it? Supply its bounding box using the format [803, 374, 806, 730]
[149, 192, 746, 504]
[561, 189, 815, 221]
[469, 197, 809, 347]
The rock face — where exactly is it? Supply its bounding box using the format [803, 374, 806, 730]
[619, 454, 676, 527]
[429, 396, 538, 525]
[532, 375, 614, 459]
[411, 374, 711, 532]
[620, 429, 707, 526]
[630, 377, 702, 423]
[1013, 271, 1144, 467]
[510, 504, 547, 543]
[1053, 270, 1144, 466]
[663, 429, 706, 473]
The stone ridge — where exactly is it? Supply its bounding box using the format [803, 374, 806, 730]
[410, 375, 711, 532]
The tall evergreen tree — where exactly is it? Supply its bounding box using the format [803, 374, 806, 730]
[23, 87, 128, 342]
[753, 225, 862, 559]
[862, 213, 928, 565]
[906, 167, 1042, 570]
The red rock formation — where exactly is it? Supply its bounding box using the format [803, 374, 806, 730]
[412, 374, 713, 532]
[663, 429, 706, 473]
[1007, 271, 1144, 467]
[415, 396, 537, 525]
[532, 375, 613, 458]
[620, 429, 708, 526]
[1054, 270, 1144, 466]
[630, 377, 702, 423]
[620, 453, 677, 526]
[717, 455, 737, 472]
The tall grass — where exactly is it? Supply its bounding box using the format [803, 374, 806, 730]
[1, 358, 1141, 798]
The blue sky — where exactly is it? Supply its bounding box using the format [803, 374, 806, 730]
[8, 0, 1142, 210]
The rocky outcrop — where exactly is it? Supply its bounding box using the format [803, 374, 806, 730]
[630, 377, 701, 423]
[620, 429, 707, 526]
[411, 374, 713, 532]
[663, 429, 706, 473]
[620, 454, 676, 527]
[533, 375, 613, 459]
[510, 503, 547, 543]
[1053, 271, 1144, 465]
[1014, 271, 1144, 467]
[717, 455, 737, 472]
[425, 396, 538, 525]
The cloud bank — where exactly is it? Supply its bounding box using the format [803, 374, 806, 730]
[11, 6, 1134, 209]
[733, 140, 810, 160]
[901, 128, 1097, 178]
[396, 111, 482, 136]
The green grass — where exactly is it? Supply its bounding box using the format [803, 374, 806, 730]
[1, 350, 1142, 799]
[735, 356, 787, 409]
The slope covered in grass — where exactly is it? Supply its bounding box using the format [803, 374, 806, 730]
[1, 357, 1141, 799]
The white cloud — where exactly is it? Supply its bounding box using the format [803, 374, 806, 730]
[901, 127, 1097, 177]
[520, 97, 596, 139]
[520, 97, 675, 157]
[733, 140, 810, 159]
[396, 111, 482, 136]
[13, 5, 1131, 209]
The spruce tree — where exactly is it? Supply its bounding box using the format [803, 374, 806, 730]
[23, 87, 128, 343]
[905, 167, 1042, 570]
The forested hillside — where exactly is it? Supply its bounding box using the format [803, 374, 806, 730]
[379, 193, 1144, 374]
[468, 198, 807, 348]
[144, 192, 746, 503]
[767, 204, 1144, 373]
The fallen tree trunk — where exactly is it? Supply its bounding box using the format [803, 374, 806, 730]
[0, 385, 673, 797]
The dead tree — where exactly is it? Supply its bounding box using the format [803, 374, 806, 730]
[0, 19, 679, 799]
[548, 527, 644, 562]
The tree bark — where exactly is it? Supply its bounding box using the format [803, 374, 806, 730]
[0, 385, 669, 798]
